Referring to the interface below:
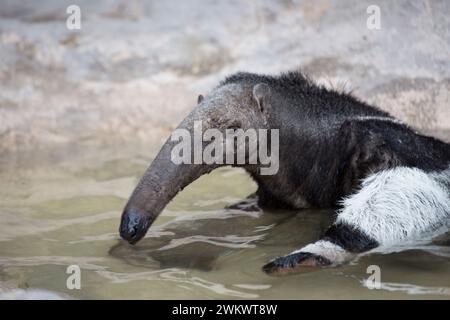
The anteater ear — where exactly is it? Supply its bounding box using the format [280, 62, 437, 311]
[197, 94, 204, 104]
[252, 83, 270, 112]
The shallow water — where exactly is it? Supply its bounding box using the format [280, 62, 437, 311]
[0, 143, 449, 300]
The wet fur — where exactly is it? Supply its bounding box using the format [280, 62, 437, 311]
[121, 71, 450, 274]
[223, 72, 450, 273]
[223, 72, 450, 209]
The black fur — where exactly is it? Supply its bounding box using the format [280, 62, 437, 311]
[222, 71, 391, 120]
[223, 71, 450, 209]
[323, 222, 379, 253]
[262, 252, 331, 273]
[121, 70, 450, 260]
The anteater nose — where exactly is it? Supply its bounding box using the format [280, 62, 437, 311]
[119, 207, 151, 244]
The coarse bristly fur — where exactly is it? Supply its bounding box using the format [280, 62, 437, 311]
[121, 70, 450, 274]
[223, 72, 450, 273]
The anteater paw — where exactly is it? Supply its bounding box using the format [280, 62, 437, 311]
[262, 252, 331, 275]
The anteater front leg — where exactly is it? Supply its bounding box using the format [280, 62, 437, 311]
[263, 167, 450, 275]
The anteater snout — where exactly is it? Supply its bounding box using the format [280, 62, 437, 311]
[119, 207, 152, 244]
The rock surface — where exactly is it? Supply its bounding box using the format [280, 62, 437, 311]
[0, 0, 449, 154]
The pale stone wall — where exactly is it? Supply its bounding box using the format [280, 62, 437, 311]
[1, 0, 449, 154]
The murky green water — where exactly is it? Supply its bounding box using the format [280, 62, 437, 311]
[0, 142, 449, 299]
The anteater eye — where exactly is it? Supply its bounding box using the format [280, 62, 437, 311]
[226, 124, 240, 130]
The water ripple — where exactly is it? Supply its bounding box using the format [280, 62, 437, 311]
[96, 268, 258, 298]
[0, 256, 107, 270]
[362, 280, 450, 297]
[157, 234, 266, 251]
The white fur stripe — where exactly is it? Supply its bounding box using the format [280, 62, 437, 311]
[337, 166, 450, 246]
[352, 116, 403, 124]
[292, 240, 354, 264]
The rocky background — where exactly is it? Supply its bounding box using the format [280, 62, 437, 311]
[0, 0, 449, 155]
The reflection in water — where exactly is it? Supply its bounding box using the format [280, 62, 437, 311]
[109, 210, 279, 271]
[0, 143, 449, 299]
